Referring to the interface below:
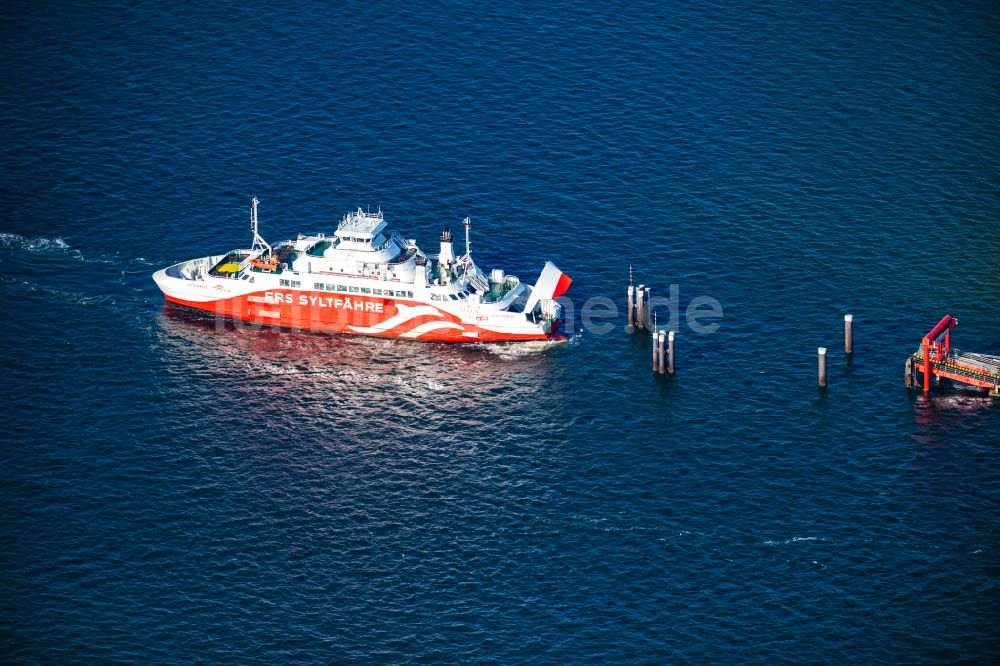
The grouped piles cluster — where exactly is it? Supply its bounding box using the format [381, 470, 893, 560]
[626, 281, 674, 375]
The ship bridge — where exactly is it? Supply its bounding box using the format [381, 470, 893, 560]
[334, 208, 388, 244]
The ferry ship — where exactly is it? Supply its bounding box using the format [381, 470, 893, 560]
[153, 198, 571, 342]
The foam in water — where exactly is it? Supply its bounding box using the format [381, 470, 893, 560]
[0, 232, 156, 268]
[763, 536, 822, 546]
[0, 232, 72, 254]
[477, 333, 576, 358]
[0, 275, 120, 307]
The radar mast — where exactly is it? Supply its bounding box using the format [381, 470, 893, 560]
[250, 197, 272, 255]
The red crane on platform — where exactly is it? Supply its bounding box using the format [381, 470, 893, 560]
[907, 315, 1000, 396]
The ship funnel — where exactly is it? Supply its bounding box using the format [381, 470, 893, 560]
[439, 225, 455, 265]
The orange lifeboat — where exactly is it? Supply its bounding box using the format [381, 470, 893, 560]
[251, 255, 279, 271]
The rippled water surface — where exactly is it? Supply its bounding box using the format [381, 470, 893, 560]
[2, 1, 999, 662]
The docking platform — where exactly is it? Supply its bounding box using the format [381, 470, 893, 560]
[906, 315, 1000, 396]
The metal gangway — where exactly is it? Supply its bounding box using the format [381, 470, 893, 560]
[906, 315, 1000, 396]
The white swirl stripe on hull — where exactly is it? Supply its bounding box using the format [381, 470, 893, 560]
[400, 321, 466, 339]
[347, 304, 445, 334]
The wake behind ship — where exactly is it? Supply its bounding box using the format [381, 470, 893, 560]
[153, 199, 571, 342]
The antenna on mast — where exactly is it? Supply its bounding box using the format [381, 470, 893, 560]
[463, 217, 471, 265]
[250, 197, 272, 255]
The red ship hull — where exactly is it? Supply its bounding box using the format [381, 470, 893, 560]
[164, 290, 557, 342]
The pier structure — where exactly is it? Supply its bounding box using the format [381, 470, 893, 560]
[906, 315, 1000, 395]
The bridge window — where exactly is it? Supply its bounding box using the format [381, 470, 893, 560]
[431, 294, 442, 301]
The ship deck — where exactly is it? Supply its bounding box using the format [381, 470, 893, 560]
[208, 252, 249, 277]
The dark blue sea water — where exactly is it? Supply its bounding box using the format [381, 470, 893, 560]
[3, 0, 999, 662]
